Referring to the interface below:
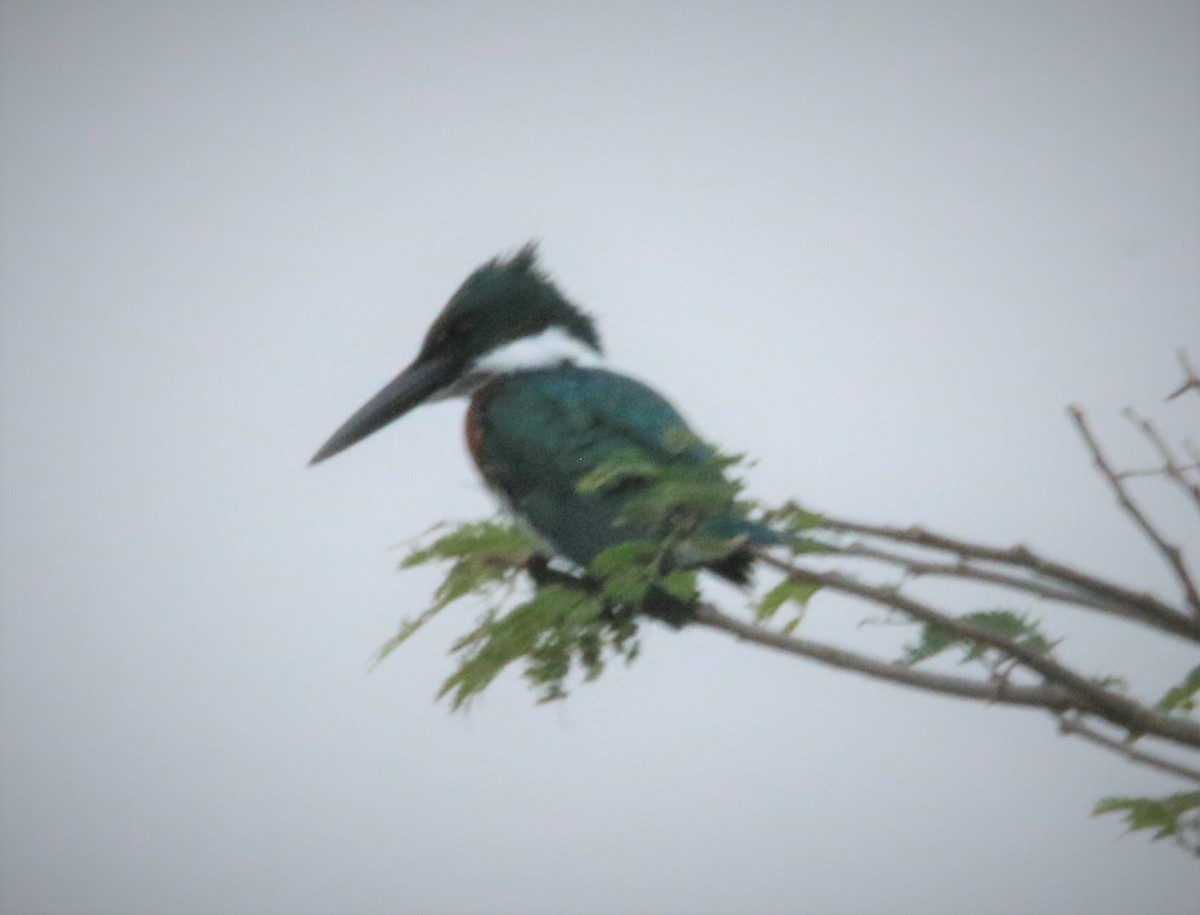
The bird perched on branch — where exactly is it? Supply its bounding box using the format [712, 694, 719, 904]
[311, 244, 780, 623]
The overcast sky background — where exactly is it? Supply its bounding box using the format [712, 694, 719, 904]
[2, 2, 1198, 913]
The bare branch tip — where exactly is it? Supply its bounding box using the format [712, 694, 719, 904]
[1166, 348, 1200, 401]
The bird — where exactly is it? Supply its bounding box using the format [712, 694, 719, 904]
[310, 244, 780, 624]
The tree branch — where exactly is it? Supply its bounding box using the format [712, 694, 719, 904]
[691, 601, 1075, 711]
[753, 551, 1200, 751]
[1069, 407, 1200, 619]
[1166, 348, 1200, 401]
[692, 600, 1200, 783]
[832, 540, 1164, 629]
[1055, 713, 1200, 784]
[1186, 440, 1200, 474]
[788, 508, 1200, 643]
[1123, 407, 1200, 515]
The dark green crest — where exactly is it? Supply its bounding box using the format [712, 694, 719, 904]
[417, 243, 602, 367]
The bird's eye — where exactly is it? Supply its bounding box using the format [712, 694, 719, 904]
[430, 315, 476, 351]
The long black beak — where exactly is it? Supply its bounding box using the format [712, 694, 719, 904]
[309, 355, 459, 465]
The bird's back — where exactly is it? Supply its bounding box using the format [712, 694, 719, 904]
[467, 365, 777, 580]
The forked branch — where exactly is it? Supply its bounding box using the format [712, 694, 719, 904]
[777, 507, 1200, 643]
[1122, 407, 1200, 515]
[1069, 406, 1200, 619]
[1166, 348, 1200, 401]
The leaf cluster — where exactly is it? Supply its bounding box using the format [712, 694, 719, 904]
[1156, 665, 1200, 716]
[759, 501, 832, 549]
[379, 518, 646, 708]
[900, 609, 1057, 668]
[375, 519, 539, 666]
[438, 584, 636, 708]
[754, 578, 820, 635]
[1093, 791, 1200, 856]
[577, 444, 749, 551]
[379, 448, 756, 708]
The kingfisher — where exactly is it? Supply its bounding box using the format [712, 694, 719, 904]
[310, 244, 780, 622]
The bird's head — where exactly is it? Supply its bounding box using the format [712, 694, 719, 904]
[310, 243, 601, 464]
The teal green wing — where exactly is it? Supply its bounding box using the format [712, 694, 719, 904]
[469, 366, 774, 577]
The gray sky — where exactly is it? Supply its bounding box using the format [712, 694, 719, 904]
[2, 2, 1198, 913]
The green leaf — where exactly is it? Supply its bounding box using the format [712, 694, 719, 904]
[383, 514, 675, 708]
[375, 519, 543, 671]
[758, 502, 823, 532]
[371, 603, 444, 667]
[660, 425, 705, 454]
[400, 518, 540, 567]
[901, 609, 1055, 667]
[660, 569, 700, 603]
[783, 510, 824, 534]
[755, 578, 820, 623]
[901, 620, 960, 666]
[588, 541, 658, 604]
[436, 585, 591, 709]
[1093, 791, 1200, 842]
[589, 540, 659, 576]
[786, 536, 836, 556]
[599, 568, 652, 604]
[576, 451, 662, 494]
[1156, 665, 1200, 715]
[383, 443, 764, 710]
[579, 449, 748, 541]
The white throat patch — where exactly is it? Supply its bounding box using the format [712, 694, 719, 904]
[474, 325, 603, 374]
[434, 326, 603, 400]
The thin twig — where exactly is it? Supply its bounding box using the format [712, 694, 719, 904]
[1166, 348, 1200, 401]
[1118, 467, 1180, 480]
[1056, 713, 1200, 784]
[1186, 440, 1200, 471]
[1124, 407, 1200, 514]
[1069, 406, 1200, 619]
